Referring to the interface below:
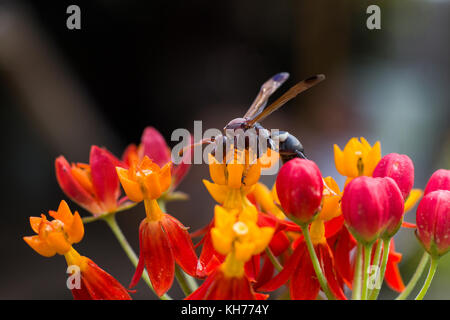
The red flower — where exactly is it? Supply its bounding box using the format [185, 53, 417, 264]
[424, 169, 450, 195]
[341, 176, 404, 243]
[415, 190, 450, 257]
[122, 126, 191, 189]
[276, 159, 323, 225]
[193, 221, 224, 278]
[258, 240, 346, 300]
[24, 201, 130, 300]
[186, 267, 267, 300]
[373, 153, 414, 200]
[130, 211, 198, 296]
[328, 226, 357, 289]
[70, 257, 131, 300]
[381, 177, 406, 238]
[55, 146, 127, 216]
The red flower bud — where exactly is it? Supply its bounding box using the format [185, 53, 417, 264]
[276, 159, 323, 225]
[381, 177, 405, 238]
[424, 169, 450, 195]
[416, 190, 450, 257]
[341, 176, 404, 244]
[373, 153, 414, 200]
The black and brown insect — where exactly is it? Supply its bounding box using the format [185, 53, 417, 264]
[176, 72, 339, 196]
[187, 72, 325, 164]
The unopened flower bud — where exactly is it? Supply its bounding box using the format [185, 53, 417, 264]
[416, 190, 450, 257]
[380, 177, 405, 238]
[373, 153, 414, 200]
[424, 169, 450, 195]
[341, 176, 389, 244]
[276, 159, 323, 225]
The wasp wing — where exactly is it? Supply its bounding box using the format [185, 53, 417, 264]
[247, 74, 325, 126]
[243, 72, 290, 120]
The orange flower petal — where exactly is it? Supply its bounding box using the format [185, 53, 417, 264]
[333, 144, 346, 176]
[208, 154, 227, 185]
[66, 211, 84, 244]
[29, 217, 42, 234]
[203, 180, 228, 204]
[243, 164, 261, 187]
[158, 162, 172, 193]
[227, 164, 244, 188]
[46, 231, 72, 255]
[116, 167, 144, 202]
[143, 172, 162, 199]
[23, 236, 56, 257]
[49, 200, 73, 226]
[404, 189, 422, 212]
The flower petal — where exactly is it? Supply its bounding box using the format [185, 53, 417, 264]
[122, 144, 138, 167]
[162, 214, 198, 277]
[23, 235, 56, 257]
[80, 258, 131, 300]
[384, 240, 405, 292]
[203, 180, 228, 204]
[139, 127, 171, 167]
[141, 219, 175, 296]
[404, 189, 422, 212]
[116, 167, 144, 202]
[290, 242, 320, 300]
[319, 243, 347, 300]
[257, 241, 304, 292]
[55, 156, 102, 214]
[90, 146, 120, 212]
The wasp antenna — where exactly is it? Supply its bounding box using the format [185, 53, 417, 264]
[305, 74, 325, 83]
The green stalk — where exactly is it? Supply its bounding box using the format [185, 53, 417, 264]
[361, 243, 373, 300]
[415, 256, 438, 300]
[352, 243, 363, 300]
[368, 240, 383, 297]
[103, 214, 172, 300]
[396, 252, 430, 300]
[300, 225, 336, 300]
[175, 265, 197, 296]
[369, 238, 391, 300]
[265, 247, 283, 272]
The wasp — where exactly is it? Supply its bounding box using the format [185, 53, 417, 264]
[184, 72, 325, 165]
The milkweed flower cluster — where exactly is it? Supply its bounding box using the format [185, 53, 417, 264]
[24, 129, 449, 300]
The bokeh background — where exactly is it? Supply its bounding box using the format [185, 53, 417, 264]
[0, 0, 448, 299]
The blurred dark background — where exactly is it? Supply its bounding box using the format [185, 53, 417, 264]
[0, 0, 448, 299]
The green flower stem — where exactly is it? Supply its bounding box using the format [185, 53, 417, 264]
[82, 202, 138, 224]
[352, 243, 363, 300]
[415, 256, 438, 300]
[396, 252, 430, 300]
[175, 265, 198, 296]
[103, 214, 172, 300]
[265, 247, 283, 272]
[368, 240, 383, 297]
[369, 238, 390, 300]
[361, 243, 373, 300]
[372, 240, 383, 273]
[300, 225, 336, 300]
